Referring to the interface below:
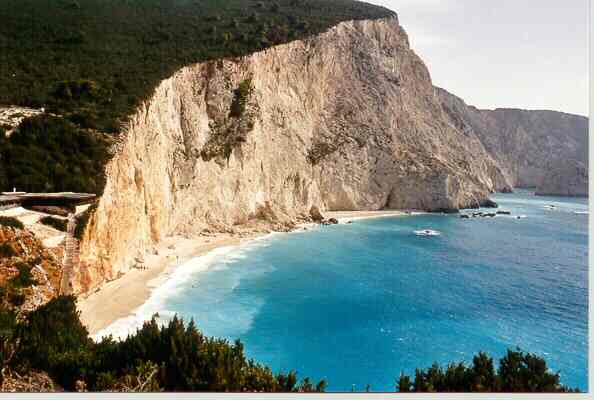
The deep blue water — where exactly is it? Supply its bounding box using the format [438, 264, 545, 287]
[160, 190, 588, 391]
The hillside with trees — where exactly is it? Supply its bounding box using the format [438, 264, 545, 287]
[0, 0, 394, 194]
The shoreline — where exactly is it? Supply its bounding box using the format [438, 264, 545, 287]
[325, 210, 422, 222]
[78, 210, 417, 336]
[77, 233, 262, 335]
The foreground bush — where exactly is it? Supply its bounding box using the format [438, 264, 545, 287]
[8, 262, 37, 289]
[0, 217, 24, 230]
[396, 350, 578, 393]
[9, 296, 326, 392]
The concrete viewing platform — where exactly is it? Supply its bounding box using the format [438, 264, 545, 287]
[0, 192, 97, 209]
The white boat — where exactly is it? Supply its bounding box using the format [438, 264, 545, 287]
[574, 211, 589, 215]
[543, 205, 557, 210]
[414, 229, 441, 237]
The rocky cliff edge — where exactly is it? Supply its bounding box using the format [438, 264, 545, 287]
[75, 17, 515, 294]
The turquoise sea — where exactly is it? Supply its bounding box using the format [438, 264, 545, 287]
[106, 190, 589, 391]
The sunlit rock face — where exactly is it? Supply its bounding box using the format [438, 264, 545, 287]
[75, 17, 515, 294]
[436, 88, 588, 196]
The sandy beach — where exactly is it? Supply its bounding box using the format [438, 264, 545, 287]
[78, 210, 416, 335]
[77, 233, 260, 334]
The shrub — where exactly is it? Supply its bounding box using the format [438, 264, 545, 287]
[8, 292, 25, 307]
[306, 141, 337, 165]
[229, 78, 254, 118]
[0, 308, 17, 339]
[13, 296, 92, 385]
[39, 216, 68, 232]
[0, 243, 17, 258]
[396, 349, 578, 393]
[9, 296, 326, 392]
[0, 216, 24, 230]
[9, 262, 37, 288]
[0, 115, 109, 194]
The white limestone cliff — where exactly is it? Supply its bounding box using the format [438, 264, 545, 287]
[73, 17, 513, 294]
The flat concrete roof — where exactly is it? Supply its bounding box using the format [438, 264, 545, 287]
[0, 192, 96, 205]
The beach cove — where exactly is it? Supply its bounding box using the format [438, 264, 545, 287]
[80, 190, 588, 391]
[78, 210, 412, 335]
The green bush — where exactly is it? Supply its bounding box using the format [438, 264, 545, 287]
[39, 216, 68, 232]
[8, 292, 25, 307]
[396, 350, 578, 393]
[0, 243, 17, 258]
[8, 262, 37, 288]
[0, 115, 109, 194]
[0, 216, 24, 230]
[307, 141, 337, 165]
[13, 296, 92, 383]
[230, 78, 254, 118]
[9, 296, 326, 392]
[0, 308, 18, 387]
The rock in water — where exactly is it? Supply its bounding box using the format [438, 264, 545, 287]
[482, 199, 499, 208]
[309, 206, 324, 223]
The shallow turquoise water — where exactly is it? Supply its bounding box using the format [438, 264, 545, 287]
[160, 190, 588, 391]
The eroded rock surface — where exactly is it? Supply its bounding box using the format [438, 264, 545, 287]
[536, 159, 588, 197]
[437, 88, 588, 195]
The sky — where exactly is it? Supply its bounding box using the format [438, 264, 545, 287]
[367, 0, 590, 116]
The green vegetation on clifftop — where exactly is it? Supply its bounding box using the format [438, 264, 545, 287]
[0, 0, 394, 132]
[0, 115, 110, 193]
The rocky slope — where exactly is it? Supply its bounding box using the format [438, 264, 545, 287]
[0, 226, 62, 313]
[437, 88, 588, 196]
[73, 16, 511, 294]
[535, 159, 588, 197]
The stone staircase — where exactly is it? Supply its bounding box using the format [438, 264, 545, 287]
[59, 215, 79, 295]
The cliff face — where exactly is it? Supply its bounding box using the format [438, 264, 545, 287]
[535, 159, 588, 197]
[437, 88, 589, 196]
[74, 17, 510, 294]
